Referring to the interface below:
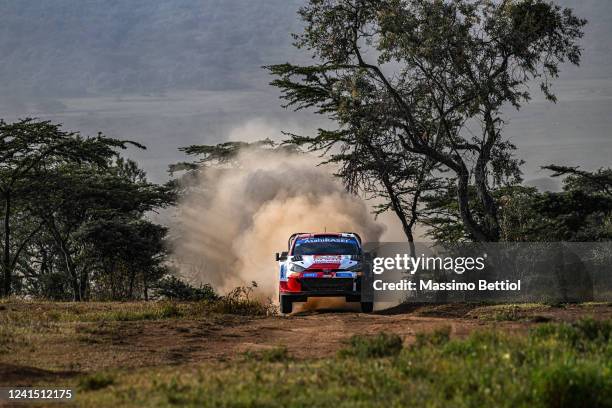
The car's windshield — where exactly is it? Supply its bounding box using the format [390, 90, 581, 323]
[292, 237, 360, 255]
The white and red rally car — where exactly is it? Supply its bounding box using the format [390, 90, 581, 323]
[275, 232, 373, 314]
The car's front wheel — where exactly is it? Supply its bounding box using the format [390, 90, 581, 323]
[360, 302, 374, 313]
[280, 295, 293, 314]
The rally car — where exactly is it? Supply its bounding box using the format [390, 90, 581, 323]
[275, 232, 373, 314]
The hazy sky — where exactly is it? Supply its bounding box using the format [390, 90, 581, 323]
[1, 0, 611, 186]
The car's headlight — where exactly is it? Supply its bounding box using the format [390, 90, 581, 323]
[290, 263, 306, 272]
[346, 262, 362, 271]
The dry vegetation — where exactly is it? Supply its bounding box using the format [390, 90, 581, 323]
[1, 300, 611, 407]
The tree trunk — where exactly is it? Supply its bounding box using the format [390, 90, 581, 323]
[143, 273, 148, 301]
[383, 175, 416, 255]
[47, 219, 81, 301]
[79, 266, 89, 301]
[110, 263, 116, 300]
[128, 268, 136, 299]
[456, 170, 491, 242]
[474, 111, 501, 241]
[2, 193, 11, 296]
[59, 241, 80, 301]
[474, 157, 500, 241]
[362, 137, 418, 255]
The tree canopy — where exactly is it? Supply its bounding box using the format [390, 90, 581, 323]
[267, 0, 586, 242]
[0, 118, 175, 299]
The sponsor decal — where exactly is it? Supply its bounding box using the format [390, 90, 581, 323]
[296, 237, 357, 245]
[313, 255, 342, 263]
[303, 272, 319, 278]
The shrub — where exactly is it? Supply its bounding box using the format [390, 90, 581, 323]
[414, 326, 451, 349]
[206, 283, 275, 316]
[79, 373, 115, 391]
[534, 362, 612, 408]
[492, 306, 523, 321]
[160, 378, 192, 405]
[155, 276, 218, 301]
[339, 332, 403, 359]
[244, 346, 290, 362]
[158, 301, 182, 318]
[532, 318, 611, 349]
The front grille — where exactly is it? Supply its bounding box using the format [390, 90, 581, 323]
[300, 278, 356, 292]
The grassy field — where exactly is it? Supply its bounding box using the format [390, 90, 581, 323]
[1, 300, 611, 407]
[75, 321, 611, 408]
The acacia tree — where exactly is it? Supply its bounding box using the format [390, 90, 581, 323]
[27, 160, 174, 300]
[423, 166, 612, 242]
[169, 139, 299, 195]
[267, 0, 585, 241]
[0, 119, 140, 296]
[77, 217, 169, 300]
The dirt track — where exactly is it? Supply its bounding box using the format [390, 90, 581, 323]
[136, 302, 612, 362]
[1, 302, 611, 386]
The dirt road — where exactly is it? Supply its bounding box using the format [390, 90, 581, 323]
[1, 301, 610, 386]
[144, 302, 611, 362]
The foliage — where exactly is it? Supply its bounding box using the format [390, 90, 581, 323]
[170, 138, 289, 173]
[267, 0, 586, 242]
[244, 346, 290, 363]
[206, 282, 276, 316]
[0, 118, 175, 299]
[168, 138, 300, 197]
[339, 332, 403, 358]
[424, 166, 612, 242]
[413, 326, 451, 348]
[154, 276, 218, 301]
[531, 318, 612, 351]
[75, 318, 612, 407]
[78, 373, 116, 391]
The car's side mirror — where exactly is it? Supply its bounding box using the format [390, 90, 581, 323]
[276, 251, 288, 262]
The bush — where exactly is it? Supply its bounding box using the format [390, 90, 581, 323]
[534, 362, 612, 408]
[79, 373, 115, 391]
[155, 276, 218, 301]
[158, 302, 182, 318]
[414, 326, 451, 349]
[244, 346, 289, 362]
[531, 318, 612, 349]
[206, 283, 275, 316]
[339, 332, 403, 359]
[72, 319, 612, 407]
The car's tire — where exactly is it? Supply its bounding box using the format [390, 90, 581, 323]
[360, 302, 374, 313]
[280, 295, 293, 314]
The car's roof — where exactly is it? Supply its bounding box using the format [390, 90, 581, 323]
[295, 233, 357, 238]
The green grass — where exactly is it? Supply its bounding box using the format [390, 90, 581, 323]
[0, 296, 273, 326]
[75, 318, 612, 407]
[414, 326, 451, 348]
[531, 318, 611, 350]
[468, 303, 551, 321]
[244, 346, 290, 363]
[79, 373, 116, 391]
[338, 332, 404, 359]
[0, 298, 273, 373]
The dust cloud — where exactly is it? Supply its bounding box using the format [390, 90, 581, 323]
[172, 148, 385, 297]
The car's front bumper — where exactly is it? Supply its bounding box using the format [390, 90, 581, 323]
[280, 273, 363, 299]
